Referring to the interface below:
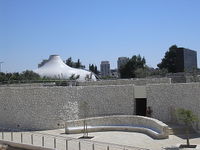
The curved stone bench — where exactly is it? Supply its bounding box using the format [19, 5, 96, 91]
[65, 115, 169, 139]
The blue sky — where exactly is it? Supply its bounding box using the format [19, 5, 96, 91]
[0, 0, 199, 72]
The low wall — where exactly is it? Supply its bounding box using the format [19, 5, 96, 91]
[65, 115, 169, 139]
[186, 75, 200, 83]
[78, 78, 171, 86]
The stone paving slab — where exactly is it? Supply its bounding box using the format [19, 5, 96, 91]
[36, 129, 200, 150]
[1, 129, 200, 150]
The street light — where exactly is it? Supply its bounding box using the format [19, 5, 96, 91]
[0, 62, 4, 72]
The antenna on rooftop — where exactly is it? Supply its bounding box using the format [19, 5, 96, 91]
[0, 62, 4, 72]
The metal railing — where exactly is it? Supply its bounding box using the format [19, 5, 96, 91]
[0, 130, 149, 150]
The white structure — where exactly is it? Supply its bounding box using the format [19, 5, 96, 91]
[65, 115, 169, 139]
[100, 61, 110, 77]
[34, 55, 96, 81]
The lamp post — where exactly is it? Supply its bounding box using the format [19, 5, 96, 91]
[0, 62, 3, 72]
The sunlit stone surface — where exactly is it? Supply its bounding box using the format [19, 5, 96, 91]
[34, 55, 96, 81]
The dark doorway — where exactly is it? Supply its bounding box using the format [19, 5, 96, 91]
[135, 98, 147, 116]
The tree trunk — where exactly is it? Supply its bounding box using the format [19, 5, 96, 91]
[187, 137, 190, 146]
[186, 128, 190, 146]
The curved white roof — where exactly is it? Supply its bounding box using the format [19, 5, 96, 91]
[34, 55, 97, 81]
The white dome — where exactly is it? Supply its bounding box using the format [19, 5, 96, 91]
[34, 55, 97, 81]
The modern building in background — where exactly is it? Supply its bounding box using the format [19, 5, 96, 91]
[176, 48, 197, 72]
[110, 69, 118, 78]
[117, 57, 129, 77]
[117, 57, 129, 70]
[100, 61, 110, 77]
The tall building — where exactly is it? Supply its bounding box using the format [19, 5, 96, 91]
[176, 48, 197, 72]
[117, 57, 129, 70]
[117, 57, 129, 78]
[100, 61, 110, 77]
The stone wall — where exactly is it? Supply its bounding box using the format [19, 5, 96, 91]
[65, 115, 169, 139]
[1, 82, 199, 131]
[146, 83, 200, 129]
[186, 75, 200, 83]
[0, 86, 79, 130]
[0, 85, 134, 130]
[78, 78, 171, 86]
[77, 85, 134, 118]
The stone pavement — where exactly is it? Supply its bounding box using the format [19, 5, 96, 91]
[35, 128, 200, 150]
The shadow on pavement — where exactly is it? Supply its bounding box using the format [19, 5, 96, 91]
[162, 146, 179, 150]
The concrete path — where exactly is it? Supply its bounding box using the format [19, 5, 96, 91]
[36, 128, 200, 150]
[1, 128, 200, 150]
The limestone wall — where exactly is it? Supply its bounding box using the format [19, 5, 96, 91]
[77, 85, 134, 118]
[186, 75, 200, 83]
[66, 115, 168, 133]
[146, 83, 200, 129]
[0, 86, 79, 130]
[0, 85, 134, 130]
[78, 78, 171, 86]
[0, 82, 199, 131]
[65, 115, 169, 139]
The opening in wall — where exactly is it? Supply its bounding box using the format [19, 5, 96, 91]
[135, 98, 147, 116]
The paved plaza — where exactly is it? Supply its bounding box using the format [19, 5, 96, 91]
[35, 128, 200, 150]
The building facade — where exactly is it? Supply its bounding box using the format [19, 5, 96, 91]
[117, 57, 129, 70]
[176, 48, 197, 72]
[100, 61, 110, 77]
[117, 57, 129, 77]
[110, 69, 118, 78]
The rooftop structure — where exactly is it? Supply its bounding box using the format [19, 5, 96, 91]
[34, 55, 96, 81]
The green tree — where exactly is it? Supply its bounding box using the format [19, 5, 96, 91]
[135, 67, 168, 78]
[75, 59, 81, 68]
[120, 55, 146, 78]
[157, 45, 178, 73]
[0, 72, 7, 82]
[21, 70, 41, 80]
[66, 57, 85, 69]
[66, 57, 73, 67]
[176, 108, 199, 147]
[9, 72, 22, 81]
[0, 70, 41, 83]
[89, 64, 99, 75]
[6, 73, 12, 80]
[135, 67, 150, 78]
[94, 66, 98, 74]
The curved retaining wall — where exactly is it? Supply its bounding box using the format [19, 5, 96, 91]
[65, 115, 169, 139]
